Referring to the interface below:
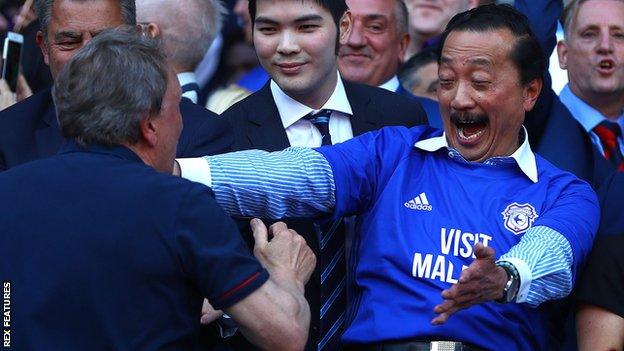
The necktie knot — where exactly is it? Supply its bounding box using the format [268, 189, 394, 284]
[305, 109, 333, 146]
[593, 120, 624, 171]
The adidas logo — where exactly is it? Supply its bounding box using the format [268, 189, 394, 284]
[404, 192, 433, 211]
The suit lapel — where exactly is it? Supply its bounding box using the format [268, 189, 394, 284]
[344, 80, 381, 136]
[244, 83, 291, 151]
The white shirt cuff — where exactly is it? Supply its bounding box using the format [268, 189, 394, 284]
[497, 257, 532, 303]
[177, 157, 212, 187]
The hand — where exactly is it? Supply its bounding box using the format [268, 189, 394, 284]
[431, 243, 508, 325]
[200, 298, 223, 325]
[0, 79, 16, 111]
[251, 219, 316, 291]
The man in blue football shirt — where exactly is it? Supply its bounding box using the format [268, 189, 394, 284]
[177, 4, 599, 350]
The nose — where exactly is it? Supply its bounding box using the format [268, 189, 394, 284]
[596, 32, 614, 54]
[277, 30, 300, 55]
[346, 21, 366, 48]
[449, 82, 476, 111]
[82, 32, 94, 47]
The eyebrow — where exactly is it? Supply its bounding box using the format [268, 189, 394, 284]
[440, 56, 492, 68]
[54, 30, 82, 40]
[254, 14, 324, 26]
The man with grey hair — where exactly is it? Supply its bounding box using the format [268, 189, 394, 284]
[0, 0, 233, 172]
[338, 0, 441, 124]
[137, 0, 226, 104]
[0, 27, 315, 350]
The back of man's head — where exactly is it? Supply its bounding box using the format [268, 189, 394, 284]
[35, 0, 136, 38]
[53, 27, 169, 148]
[136, 0, 226, 72]
[438, 4, 544, 86]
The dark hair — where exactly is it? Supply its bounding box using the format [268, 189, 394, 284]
[398, 46, 438, 90]
[53, 27, 169, 147]
[248, 0, 347, 29]
[437, 4, 544, 86]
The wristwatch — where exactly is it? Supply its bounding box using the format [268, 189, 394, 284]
[495, 261, 520, 303]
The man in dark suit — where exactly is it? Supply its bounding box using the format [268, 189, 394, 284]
[218, 1, 427, 350]
[338, 0, 441, 126]
[136, 0, 226, 105]
[0, 27, 315, 351]
[514, 0, 612, 188]
[0, 0, 232, 172]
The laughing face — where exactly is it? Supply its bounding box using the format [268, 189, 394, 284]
[437, 29, 541, 162]
[557, 0, 624, 116]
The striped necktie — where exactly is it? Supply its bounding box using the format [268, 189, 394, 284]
[181, 82, 200, 104]
[305, 109, 333, 146]
[305, 109, 346, 350]
[594, 120, 624, 172]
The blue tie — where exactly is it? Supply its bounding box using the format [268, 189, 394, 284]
[305, 109, 333, 146]
[181, 82, 200, 95]
[306, 109, 346, 350]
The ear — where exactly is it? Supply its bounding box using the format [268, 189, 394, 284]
[144, 22, 161, 38]
[36, 31, 49, 66]
[139, 115, 158, 148]
[339, 11, 353, 45]
[398, 32, 410, 64]
[468, 0, 480, 9]
[523, 78, 543, 112]
[556, 40, 568, 70]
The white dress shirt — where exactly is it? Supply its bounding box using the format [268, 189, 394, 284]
[270, 72, 354, 147]
[378, 76, 400, 92]
[177, 72, 199, 104]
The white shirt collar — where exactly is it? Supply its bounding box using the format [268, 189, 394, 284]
[177, 72, 197, 87]
[379, 76, 400, 92]
[414, 126, 538, 183]
[177, 72, 198, 104]
[270, 71, 353, 129]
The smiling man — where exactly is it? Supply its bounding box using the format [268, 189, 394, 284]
[338, 0, 442, 125]
[178, 4, 599, 350]
[217, 1, 426, 349]
[0, 0, 233, 172]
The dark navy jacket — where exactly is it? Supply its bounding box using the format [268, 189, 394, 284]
[0, 142, 267, 350]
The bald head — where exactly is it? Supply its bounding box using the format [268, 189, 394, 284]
[136, 0, 225, 72]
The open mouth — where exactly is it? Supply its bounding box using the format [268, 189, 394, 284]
[598, 59, 615, 73]
[451, 113, 489, 143]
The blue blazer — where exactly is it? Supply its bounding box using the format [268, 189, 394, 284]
[0, 89, 233, 171]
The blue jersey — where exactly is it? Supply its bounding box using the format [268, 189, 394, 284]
[315, 126, 598, 350]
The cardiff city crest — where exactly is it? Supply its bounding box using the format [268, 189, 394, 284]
[501, 203, 539, 235]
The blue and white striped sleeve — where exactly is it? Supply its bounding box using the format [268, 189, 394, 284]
[178, 147, 336, 219]
[498, 226, 574, 307]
